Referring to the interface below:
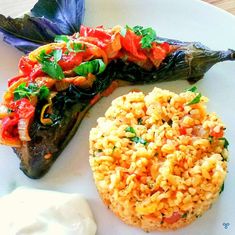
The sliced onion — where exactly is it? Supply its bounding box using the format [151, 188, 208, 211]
[18, 118, 31, 141]
[0, 105, 10, 119]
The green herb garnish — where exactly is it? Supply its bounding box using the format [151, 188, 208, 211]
[219, 182, 225, 194]
[73, 59, 106, 76]
[186, 93, 202, 105]
[208, 135, 213, 144]
[37, 49, 64, 80]
[186, 86, 197, 92]
[132, 25, 157, 49]
[41, 60, 64, 80]
[137, 118, 143, 125]
[219, 137, 229, 149]
[125, 126, 147, 145]
[54, 35, 70, 43]
[125, 126, 136, 134]
[14, 83, 50, 101]
[131, 136, 147, 145]
[53, 49, 62, 62]
[181, 212, 188, 218]
[55, 35, 85, 53]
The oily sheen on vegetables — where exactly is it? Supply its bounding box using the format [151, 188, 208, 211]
[0, 25, 234, 178]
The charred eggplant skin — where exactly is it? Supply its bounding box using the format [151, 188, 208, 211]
[14, 39, 235, 179]
[14, 86, 96, 178]
[105, 41, 235, 83]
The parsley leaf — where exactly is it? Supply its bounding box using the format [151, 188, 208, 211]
[53, 49, 62, 62]
[181, 212, 188, 218]
[41, 60, 64, 80]
[125, 126, 147, 145]
[73, 59, 106, 76]
[37, 49, 64, 80]
[208, 135, 213, 144]
[186, 86, 197, 92]
[137, 118, 143, 125]
[219, 137, 229, 149]
[54, 35, 70, 43]
[186, 93, 202, 105]
[55, 35, 85, 53]
[14, 82, 50, 101]
[125, 126, 136, 134]
[131, 136, 147, 145]
[72, 42, 85, 52]
[132, 25, 157, 49]
[219, 182, 224, 194]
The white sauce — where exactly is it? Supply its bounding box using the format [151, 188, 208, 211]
[0, 187, 97, 235]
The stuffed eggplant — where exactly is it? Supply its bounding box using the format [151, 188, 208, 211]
[0, 25, 234, 178]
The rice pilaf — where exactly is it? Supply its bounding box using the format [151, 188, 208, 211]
[89, 87, 228, 231]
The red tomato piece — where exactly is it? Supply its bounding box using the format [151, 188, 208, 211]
[80, 25, 112, 41]
[210, 129, 224, 138]
[120, 30, 147, 61]
[15, 98, 35, 119]
[160, 42, 170, 54]
[1, 115, 19, 140]
[30, 66, 45, 81]
[179, 127, 187, 135]
[164, 212, 181, 224]
[19, 56, 36, 75]
[58, 52, 83, 71]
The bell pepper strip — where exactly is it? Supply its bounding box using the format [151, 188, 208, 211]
[40, 92, 57, 125]
[163, 212, 181, 224]
[8, 75, 26, 88]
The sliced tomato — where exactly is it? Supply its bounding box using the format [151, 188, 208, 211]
[30, 65, 45, 81]
[15, 98, 35, 119]
[58, 52, 83, 71]
[120, 29, 147, 61]
[148, 42, 168, 67]
[18, 56, 36, 76]
[164, 212, 181, 224]
[179, 127, 187, 135]
[1, 115, 19, 141]
[210, 129, 224, 138]
[160, 42, 170, 53]
[80, 25, 112, 41]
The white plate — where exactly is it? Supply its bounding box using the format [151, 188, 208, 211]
[0, 0, 235, 234]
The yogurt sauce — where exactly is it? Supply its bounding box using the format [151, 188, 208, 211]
[0, 187, 97, 235]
